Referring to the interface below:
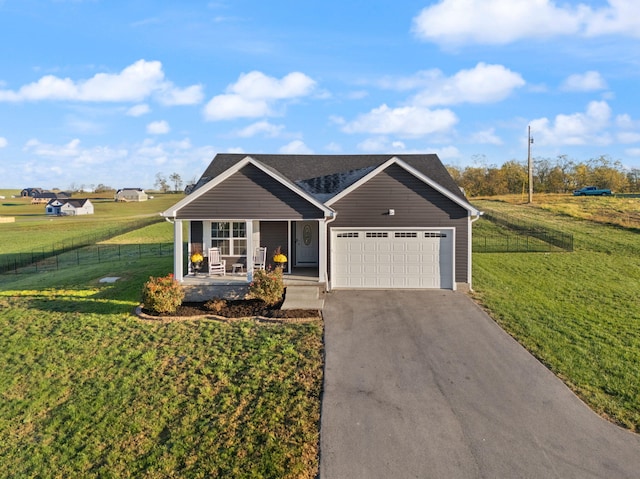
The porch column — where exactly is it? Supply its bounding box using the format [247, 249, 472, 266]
[173, 219, 184, 282]
[246, 220, 254, 279]
[318, 219, 327, 284]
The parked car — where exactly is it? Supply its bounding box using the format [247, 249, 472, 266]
[573, 186, 612, 196]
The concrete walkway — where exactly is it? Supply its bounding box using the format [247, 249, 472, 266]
[320, 290, 640, 479]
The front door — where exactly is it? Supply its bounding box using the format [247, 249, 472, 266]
[295, 221, 319, 266]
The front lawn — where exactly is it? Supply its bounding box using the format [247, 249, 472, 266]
[0, 256, 323, 478]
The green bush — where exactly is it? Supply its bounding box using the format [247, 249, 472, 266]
[248, 267, 284, 306]
[141, 273, 185, 314]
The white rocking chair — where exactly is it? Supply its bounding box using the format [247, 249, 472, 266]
[253, 247, 267, 270]
[208, 247, 226, 276]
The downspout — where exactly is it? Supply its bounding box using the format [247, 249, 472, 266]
[324, 211, 338, 291]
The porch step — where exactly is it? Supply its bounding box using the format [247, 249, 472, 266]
[281, 285, 324, 311]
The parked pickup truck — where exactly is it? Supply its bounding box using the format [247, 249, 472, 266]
[573, 186, 612, 196]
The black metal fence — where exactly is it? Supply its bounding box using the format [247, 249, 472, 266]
[474, 210, 573, 253]
[0, 216, 168, 274]
[2, 242, 174, 274]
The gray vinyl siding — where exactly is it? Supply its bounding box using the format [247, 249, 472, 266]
[259, 221, 288, 270]
[330, 163, 470, 283]
[176, 164, 325, 220]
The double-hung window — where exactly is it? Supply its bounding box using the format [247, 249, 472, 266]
[211, 221, 247, 256]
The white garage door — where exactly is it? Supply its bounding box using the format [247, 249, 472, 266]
[331, 228, 454, 289]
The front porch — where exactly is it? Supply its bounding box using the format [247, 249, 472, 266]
[180, 267, 324, 301]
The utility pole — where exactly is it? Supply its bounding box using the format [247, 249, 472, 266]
[528, 125, 534, 204]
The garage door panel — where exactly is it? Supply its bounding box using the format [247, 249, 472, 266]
[332, 228, 454, 289]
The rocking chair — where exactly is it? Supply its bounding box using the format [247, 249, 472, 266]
[253, 246, 267, 270]
[208, 247, 226, 276]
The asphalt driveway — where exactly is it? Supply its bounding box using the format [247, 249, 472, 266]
[319, 290, 640, 479]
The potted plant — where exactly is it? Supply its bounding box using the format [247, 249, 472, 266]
[190, 252, 204, 275]
[272, 246, 287, 270]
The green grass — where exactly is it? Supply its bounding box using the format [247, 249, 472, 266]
[0, 194, 183, 266]
[472, 198, 640, 431]
[0, 232, 323, 478]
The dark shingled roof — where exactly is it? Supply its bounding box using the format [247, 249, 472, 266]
[196, 154, 466, 202]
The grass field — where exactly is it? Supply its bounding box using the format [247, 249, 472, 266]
[0, 227, 323, 478]
[0, 194, 183, 261]
[472, 196, 640, 431]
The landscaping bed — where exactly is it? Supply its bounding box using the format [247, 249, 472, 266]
[141, 298, 321, 320]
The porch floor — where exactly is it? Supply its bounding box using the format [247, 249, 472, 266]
[181, 268, 324, 303]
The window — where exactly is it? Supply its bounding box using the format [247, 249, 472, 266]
[395, 232, 417, 238]
[211, 222, 247, 256]
[366, 232, 388, 238]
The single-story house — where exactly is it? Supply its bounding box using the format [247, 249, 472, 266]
[46, 198, 94, 216]
[115, 188, 148, 202]
[31, 191, 70, 204]
[162, 154, 482, 291]
[21, 187, 44, 197]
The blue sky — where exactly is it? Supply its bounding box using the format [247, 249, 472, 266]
[1, 0, 640, 190]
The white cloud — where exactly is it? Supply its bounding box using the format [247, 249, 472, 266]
[471, 128, 503, 145]
[411, 63, 525, 107]
[157, 84, 204, 106]
[278, 140, 313, 154]
[127, 104, 151, 117]
[412, 0, 640, 47]
[24, 138, 128, 168]
[356, 137, 461, 157]
[583, 0, 640, 37]
[24, 138, 82, 157]
[343, 104, 458, 138]
[0, 60, 203, 105]
[616, 113, 640, 129]
[147, 120, 170, 135]
[0, 137, 7, 148]
[625, 148, 640, 157]
[324, 142, 342, 152]
[203, 71, 316, 121]
[233, 120, 285, 138]
[561, 71, 607, 92]
[412, 0, 584, 46]
[617, 132, 640, 143]
[357, 137, 392, 152]
[429, 146, 462, 160]
[529, 100, 613, 146]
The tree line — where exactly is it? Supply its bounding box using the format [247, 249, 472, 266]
[447, 155, 640, 197]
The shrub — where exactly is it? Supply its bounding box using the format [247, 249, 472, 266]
[248, 267, 284, 306]
[204, 297, 227, 314]
[141, 273, 185, 314]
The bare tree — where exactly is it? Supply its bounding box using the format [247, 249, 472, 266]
[169, 172, 183, 192]
[155, 173, 170, 193]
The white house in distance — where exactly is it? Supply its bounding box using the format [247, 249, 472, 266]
[46, 198, 94, 216]
[115, 188, 148, 202]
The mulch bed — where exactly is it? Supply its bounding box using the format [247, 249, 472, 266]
[140, 298, 320, 320]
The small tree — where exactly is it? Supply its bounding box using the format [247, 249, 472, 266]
[169, 172, 183, 192]
[155, 173, 170, 193]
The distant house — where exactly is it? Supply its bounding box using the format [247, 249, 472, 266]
[46, 198, 94, 216]
[115, 188, 148, 202]
[31, 191, 70, 204]
[21, 187, 44, 197]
